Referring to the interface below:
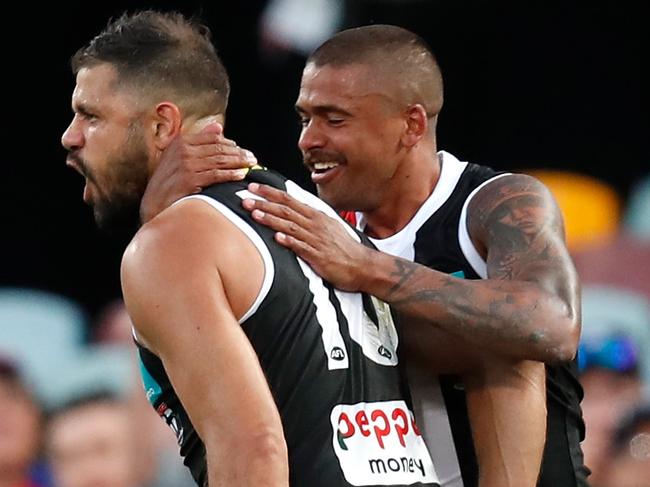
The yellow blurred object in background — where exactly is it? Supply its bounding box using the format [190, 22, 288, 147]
[526, 170, 622, 251]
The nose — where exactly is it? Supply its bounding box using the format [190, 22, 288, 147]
[298, 119, 326, 154]
[61, 116, 83, 152]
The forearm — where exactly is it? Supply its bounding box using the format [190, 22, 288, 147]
[358, 249, 577, 362]
[464, 360, 546, 487]
[207, 433, 288, 486]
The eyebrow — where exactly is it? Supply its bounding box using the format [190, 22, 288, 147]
[295, 104, 353, 118]
[72, 101, 97, 118]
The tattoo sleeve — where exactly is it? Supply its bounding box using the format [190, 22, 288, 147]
[372, 174, 580, 362]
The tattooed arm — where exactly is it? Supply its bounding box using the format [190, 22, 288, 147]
[364, 174, 580, 361]
[243, 174, 580, 362]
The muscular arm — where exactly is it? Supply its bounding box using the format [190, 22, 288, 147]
[121, 201, 288, 486]
[242, 174, 580, 363]
[373, 174, 580, 361]
[465, 360, 546, 487]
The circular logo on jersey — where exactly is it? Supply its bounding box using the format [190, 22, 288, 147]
[330, 347, 346, 361]
[377, 345, 392, 360]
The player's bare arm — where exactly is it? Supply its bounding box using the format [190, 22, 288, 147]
[121, 200, 288, 486]
[242, 175, 580, 363]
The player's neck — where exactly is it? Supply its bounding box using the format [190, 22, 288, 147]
[362, 150, 441, 239]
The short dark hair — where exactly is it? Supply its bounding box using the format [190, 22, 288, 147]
[0, 355, 19, 380]
[0, 356, 39, 408]
[308, 24, 443, 116]
[71, 10, 230, 118]
[46, 389, 121, 419]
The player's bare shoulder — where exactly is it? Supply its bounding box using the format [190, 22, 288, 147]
[465, 173, 567, 281]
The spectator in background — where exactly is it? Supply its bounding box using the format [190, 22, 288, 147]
[578, 287, 650, 486]
[91, 301, 195, 487]
[44, 391, 138, 487]
[602, 403, 650, 487]
[0, 356, 49, 487]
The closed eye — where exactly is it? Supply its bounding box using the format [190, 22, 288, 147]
[327, 118, 345, 126]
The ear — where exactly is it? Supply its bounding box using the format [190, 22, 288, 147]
[151, 102, 182, 151]
[401, 104, 429, 148]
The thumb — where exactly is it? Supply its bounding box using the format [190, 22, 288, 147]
[202, 122, 223, 135]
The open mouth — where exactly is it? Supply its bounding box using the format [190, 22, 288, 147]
[83, 182, 93, 204]
[312, 161, 340, 174]
[310, 162, 342, 184]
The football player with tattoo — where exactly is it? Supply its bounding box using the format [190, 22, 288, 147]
[140, 24, 588, 487]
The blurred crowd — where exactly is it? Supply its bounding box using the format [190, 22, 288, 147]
[0, 292, 196, 487]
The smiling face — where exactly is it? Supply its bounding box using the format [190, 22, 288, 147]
[62, 63, 150, 235]
[296, 62, 410, 212]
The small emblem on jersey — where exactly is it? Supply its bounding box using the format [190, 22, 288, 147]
[331, 401, 438, 485]
[377, 345, 392, 360]
[138, 358, 163, 405]
[359, 296, 399, 366]
[330, 347, 346, 361]
[158, 402, 185, 446]
[450, 270, 465, 278]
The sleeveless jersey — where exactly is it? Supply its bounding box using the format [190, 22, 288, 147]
[349, 151, 589, 487]
[136, 168, 440, 487]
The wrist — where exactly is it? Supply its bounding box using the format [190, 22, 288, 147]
[353, 247, 389, 298]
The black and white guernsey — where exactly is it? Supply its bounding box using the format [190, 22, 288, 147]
[350, 151, 588, 487]
[136, 168, 440, 487]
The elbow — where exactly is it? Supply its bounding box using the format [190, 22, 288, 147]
[205, 429, 288, 484]
[541, 309, 581, 364]
[236, 430, 288, 480]
[247, 430, 288, 463]
[211, 428, 288, 467]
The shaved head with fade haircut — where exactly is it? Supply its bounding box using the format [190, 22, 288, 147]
[71, 10, 230, 120]
[307, 24, 444, 120]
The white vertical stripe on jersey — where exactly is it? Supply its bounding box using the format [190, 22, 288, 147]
[353, 151, 471, 487]
[295, 257, 350, 370]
